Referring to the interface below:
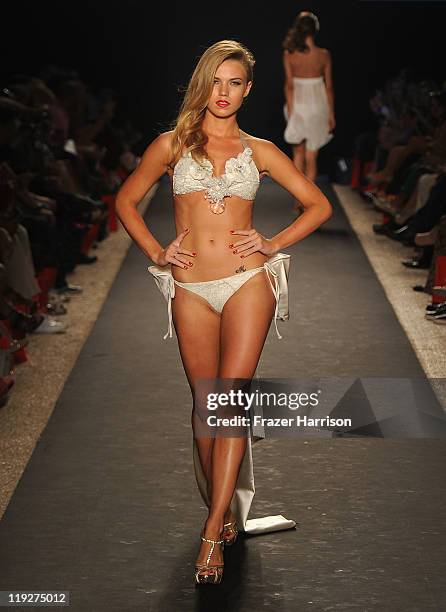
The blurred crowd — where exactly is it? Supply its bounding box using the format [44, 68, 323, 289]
[350, 69, 446, 325]
[0, 66, 142, 406]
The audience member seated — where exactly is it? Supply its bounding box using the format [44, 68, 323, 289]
[350, 71, 446, 325]
[0, 65, 143, 405]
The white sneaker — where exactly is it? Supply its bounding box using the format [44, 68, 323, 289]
[48, 290, 71, 303]
[34, 315, 67, 334]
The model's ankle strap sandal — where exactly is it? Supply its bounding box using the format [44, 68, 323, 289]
[194, 536, 225, 585]
[223, 521, 238, 546]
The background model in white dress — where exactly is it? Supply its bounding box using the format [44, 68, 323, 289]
[283, 76, 333, 151]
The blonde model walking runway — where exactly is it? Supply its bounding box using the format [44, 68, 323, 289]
[116, 39, 332, 585]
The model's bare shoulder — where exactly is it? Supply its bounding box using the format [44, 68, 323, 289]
[241, 132, 268, 147]
[138, 130, 176, 175]
[251, 137, 312, 182]
[151, 130, 174, 160]
[246, 139, 332, 221]
[157, 129, 174, 145]
[115, 130, 174, 207]
[321, 48, 331, 63]
[240, 133, 271, 175]
[244, 136, 279, 176]
[154, 130, 176, 169]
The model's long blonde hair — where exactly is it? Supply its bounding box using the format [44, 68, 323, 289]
[168, 40, 255, 167]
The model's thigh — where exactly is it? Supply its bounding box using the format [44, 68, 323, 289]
[293, 142, 306, 154]
[171, 285, 220, 388]
[219, 270, 276, 378]
[305, 148, 318, 159]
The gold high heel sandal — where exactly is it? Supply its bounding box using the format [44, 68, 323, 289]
[223, 521, 238, 546]
[194, 535, 225, 585]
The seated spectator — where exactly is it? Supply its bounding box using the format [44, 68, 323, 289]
[350, 71, 446, 324]
[0, 63, 144, 405]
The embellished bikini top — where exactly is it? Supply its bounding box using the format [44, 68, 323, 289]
[172, 131, 260, 214]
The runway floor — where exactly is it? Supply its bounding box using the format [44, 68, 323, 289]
[1, 176, 445, 611]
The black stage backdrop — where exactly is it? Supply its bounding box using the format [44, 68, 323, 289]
[2, 0, 445, 172]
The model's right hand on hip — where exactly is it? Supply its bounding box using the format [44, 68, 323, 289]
[155, 228, 197, 269]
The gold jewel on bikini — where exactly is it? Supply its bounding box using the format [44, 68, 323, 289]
[191, 147, 255, 215]
[203, 176, 231, 214]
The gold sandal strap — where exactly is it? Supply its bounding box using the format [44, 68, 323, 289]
[200, 536, 224, 544]
[200, 536, 224, 566]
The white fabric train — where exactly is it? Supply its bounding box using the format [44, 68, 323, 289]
[193, 431, 296, 535]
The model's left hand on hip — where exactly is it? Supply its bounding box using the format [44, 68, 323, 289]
[229, 228, 277, 258]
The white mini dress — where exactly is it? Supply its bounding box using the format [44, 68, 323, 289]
[284, 76, 333, 151]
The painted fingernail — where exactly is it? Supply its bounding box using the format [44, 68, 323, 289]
[240, 255, 244, 258]
[184, 265, 188, 269]
[233, 250, 237, 254]
[230, 230, 234, 234]
[229, 244, 233, 248]
[188, 262, 193, 266]
[192, 251, 197, 256]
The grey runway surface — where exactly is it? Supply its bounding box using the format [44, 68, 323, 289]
[1, 176, 445, 612]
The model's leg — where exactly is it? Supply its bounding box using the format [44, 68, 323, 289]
[304, 148, 319, 182]
[171, 285, 220, 506]
[203, 270, 276, 546]
[292, 142, 306, 173]
[172, 284, 238, 578]
[292, 142, 306, 211]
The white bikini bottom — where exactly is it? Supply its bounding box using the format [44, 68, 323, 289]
[175, 266, 264, 312]
[148, 256, 291, 341]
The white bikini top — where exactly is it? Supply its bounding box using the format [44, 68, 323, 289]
[172, 131, 260, 214]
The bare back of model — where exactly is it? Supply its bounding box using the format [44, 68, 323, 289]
[285, 45, 328, 79]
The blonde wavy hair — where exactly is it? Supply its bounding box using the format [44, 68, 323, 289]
[168, 40, 255, 168]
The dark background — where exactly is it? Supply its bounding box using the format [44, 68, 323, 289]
[2, 0, 445, 171]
